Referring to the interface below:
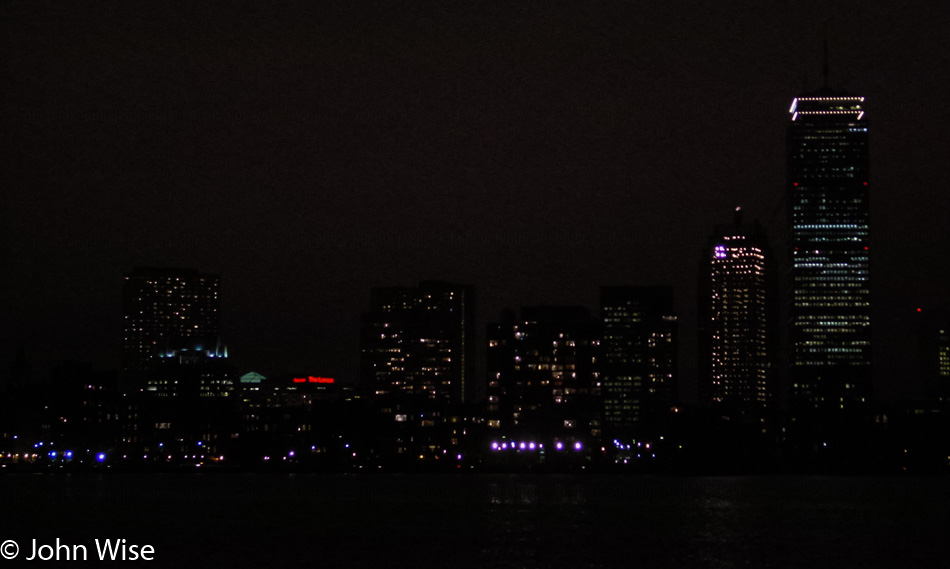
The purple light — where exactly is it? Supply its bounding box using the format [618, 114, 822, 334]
[574, 442, 582, 451]
[519, 442, 526, 450]
[556, 442, 564, 451]
[491, 442, 499, 450]
[528, 442, 536, 450]
[714, 245, 727, 259]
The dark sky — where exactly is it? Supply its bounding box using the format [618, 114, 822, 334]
[3, 1, 948, 401]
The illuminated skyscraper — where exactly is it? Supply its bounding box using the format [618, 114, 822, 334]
[121, 268, 222, 384]
[699, 209, 772, 407]
[787, 89, 871, 409]
[360, 281, 474, 404]
[600, 286, 677, 431]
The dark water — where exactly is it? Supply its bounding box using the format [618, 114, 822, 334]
[1, 474, 947, 568]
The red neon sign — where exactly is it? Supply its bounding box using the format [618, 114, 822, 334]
[292, 376, 335, 384]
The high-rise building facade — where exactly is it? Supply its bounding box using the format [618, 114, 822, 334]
[486, 307, 602, 442]
[121, 268, 222, 384]
[360, 281, 474, 404]
[787, 89, 871, 410]
[699, 209, 772, 407]
[915, 308, 950, 406]
[600, 286, 677, 432]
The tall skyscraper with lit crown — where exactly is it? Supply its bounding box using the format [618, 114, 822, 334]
[699, 209, 772, 407]
[787, 88, 871, 410]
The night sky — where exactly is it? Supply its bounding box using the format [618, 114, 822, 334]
[3, 1, 948, 402]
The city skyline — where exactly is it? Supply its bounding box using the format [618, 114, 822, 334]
[3, 5, 950, 569]
[3, 2, 948, 405]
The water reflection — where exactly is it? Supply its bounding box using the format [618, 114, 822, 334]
[486, 477, 586, 506]
[2, 475, 948, 569]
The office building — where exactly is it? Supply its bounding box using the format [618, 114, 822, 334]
[486, 307, 602, 442]
[787, 88, 871, 410]
[360, 281, 474, 404]
[122, 267, 222, 386]
[699, 209, 772, 407]
[600, 286, 677, 431]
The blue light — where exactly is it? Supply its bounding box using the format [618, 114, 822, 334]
[96, 453, 106, 463]
[197, 441, 203, 447]
[48, 451, 57, 459]
[65, 451, 73, 459]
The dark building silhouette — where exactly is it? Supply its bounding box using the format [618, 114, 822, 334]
[121, 267, 222, 387]
[600, 286, 677, 434]
[486, 307, 602, 445]
[360, 281, 475, 404]
[45, 361, 119, 448]
[787, 90, 871, 410]
[699, 209, 774, 408]
[915, 308, 950, 406]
